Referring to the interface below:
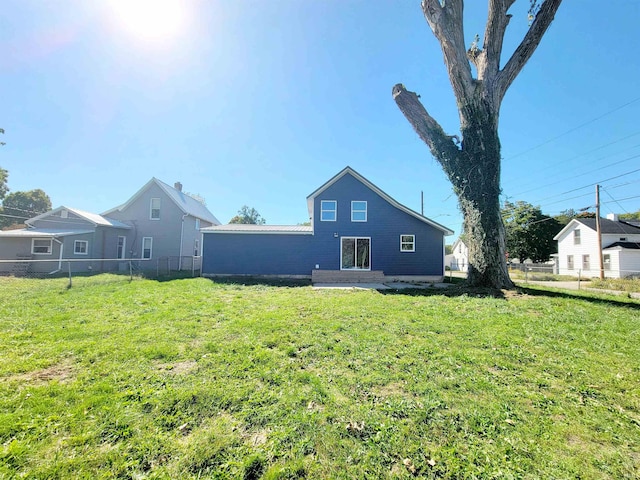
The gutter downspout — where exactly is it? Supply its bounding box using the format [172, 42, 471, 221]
[179, 213, 188, 271]
[49, 237, 64, 275]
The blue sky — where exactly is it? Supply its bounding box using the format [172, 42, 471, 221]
[2, 1, 639, 237]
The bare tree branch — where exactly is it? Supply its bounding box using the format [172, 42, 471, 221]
[392, 84, 462, 183]
[496, 0, 563, 102]
[479, 0, 516, 81]
[421, 0, 474, 101]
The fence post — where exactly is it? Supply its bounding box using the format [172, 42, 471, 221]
[68, 261, 72, 288]
[129, 260, 133, 281]
[578, 269, 581, 290]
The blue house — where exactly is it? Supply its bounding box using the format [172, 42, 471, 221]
[201, 167, 453, 282]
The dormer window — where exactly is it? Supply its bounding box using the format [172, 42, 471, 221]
[150, 198, 161, 220]
[351, 201, 367, 222]
[573, 229, 581, 245]
[321, 200, 337, 222]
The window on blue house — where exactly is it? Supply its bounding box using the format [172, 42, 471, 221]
[150, 198, 161, 220]
[400, 235, 415, 252]
[321, 200, 337, 221]
[351, 201, 367, 222]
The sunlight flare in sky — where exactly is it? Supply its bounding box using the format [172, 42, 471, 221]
[108, 0, 188, 45]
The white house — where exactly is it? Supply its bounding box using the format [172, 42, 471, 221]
[447, 238, 469, 272]
[553, 214, 640, 278]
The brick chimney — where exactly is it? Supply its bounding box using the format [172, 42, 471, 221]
[174, 181, 183, 192]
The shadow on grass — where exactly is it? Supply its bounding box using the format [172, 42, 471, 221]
[204, 276, 312, 288]
[380, 282, 640, 310]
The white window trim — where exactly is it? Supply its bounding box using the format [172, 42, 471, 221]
[573, 229, 581, 245]
[150, 197, 161, 220]
[351, 201, 367, 222]
[142, 237, 153, 259]
[117, 236, 126, 259]
[340, 236, 371, 271]
[321, 200, 337, 222]
[400, 234, 415, 252]
[31, 238, 53, 255]
[195, 218, 201, 230]
[74, 240, 89, 255]
[194, 239, 200, 256]
[567, 255, 574, 270]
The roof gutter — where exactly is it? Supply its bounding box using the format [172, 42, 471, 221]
[49, 237, 64, 275]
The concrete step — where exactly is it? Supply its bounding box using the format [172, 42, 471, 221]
[312, 270, 385, 284]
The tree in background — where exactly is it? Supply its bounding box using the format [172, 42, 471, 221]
[393, 0, 562, 288]
[619, 210, 640, 221]
[502, 201, 560, 264]
[229, 205, 266, 225]
[0, 167, 7, 201]
[0, 189, 52, 229]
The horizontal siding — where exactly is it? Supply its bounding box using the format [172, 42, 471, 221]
[202, 233, 313, 276]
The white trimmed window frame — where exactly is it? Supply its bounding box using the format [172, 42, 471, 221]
[320, 200, 337, 222]
[195, 218, 201, 230]
[74, 240, 89, 255]
[32, 238, 52, 255]
[573, 229, 581, 245]
[351, 201, 367, 222]
[150, 198, 161, 220]
[400, 234, 415, 252]
[567, 255, 574, 270]
[142, 237, 153, 259]
[117, 236, 126, 259]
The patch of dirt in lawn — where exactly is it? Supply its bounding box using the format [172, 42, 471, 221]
[9, 358, 75, 385]
[156, 360, 198, 375]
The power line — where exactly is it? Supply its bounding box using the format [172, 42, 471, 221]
[506, 131, 640, 193]
[510, 151, 640, 197]
[506, 96, 640, 160]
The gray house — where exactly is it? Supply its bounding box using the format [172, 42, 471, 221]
[0, 206, 131, 275]
[103, 178, 221, 272]
[0, 178, 221, 276]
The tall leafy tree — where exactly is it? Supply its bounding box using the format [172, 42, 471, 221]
[0, 167, 8, 201]
[0, 189, 52, 228]
[502, 201, 560, 263]
[229, 205, 266, 225]
[393, 0, 562, 288]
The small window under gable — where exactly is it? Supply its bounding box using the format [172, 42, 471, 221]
[61, 209, 68, 219]
[150, 198, 161, 220]
[351, 201, 367, 222]
[321, 200, 337, 222]
[74, 240, 88, 255]
[573, 229, 581, 245]
[195, 218, 201, 230]
[400, 234, 415, 252]
[603, 254, 611, 270]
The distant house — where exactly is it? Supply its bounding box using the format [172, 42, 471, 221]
[553, 214, 640, 278]
[103, 178, 221, 272]
[0, 178, 221, 276]
[0, 206, 131, 275]
[202, 167, 453, 282]
[446, 238, 468, 272]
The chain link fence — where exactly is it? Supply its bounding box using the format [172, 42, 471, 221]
[0, 256, 202, 287]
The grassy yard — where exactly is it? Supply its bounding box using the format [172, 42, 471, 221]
[1, 276, 639, 479]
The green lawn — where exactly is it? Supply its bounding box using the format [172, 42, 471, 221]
[1, 276, 639, 479]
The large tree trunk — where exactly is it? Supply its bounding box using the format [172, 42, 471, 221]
[393, 0, 562, 289]
[457, 100, 513, 288]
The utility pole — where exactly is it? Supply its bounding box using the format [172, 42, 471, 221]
[595, 184, 604, 279]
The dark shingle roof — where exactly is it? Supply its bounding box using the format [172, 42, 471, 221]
[576, 218, 640, 235]
[604, 241, 640, 250]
